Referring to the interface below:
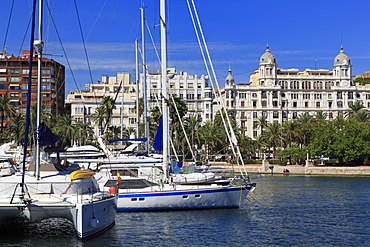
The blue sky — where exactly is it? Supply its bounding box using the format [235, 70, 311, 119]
[1, 0, 370, 94]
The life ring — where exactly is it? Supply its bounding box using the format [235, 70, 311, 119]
[70, 169, 95, 180]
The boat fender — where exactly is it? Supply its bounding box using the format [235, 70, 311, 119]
[70, 169, 95, 180]
[108, 186, 117, 195]
[90, 217, 99, 228]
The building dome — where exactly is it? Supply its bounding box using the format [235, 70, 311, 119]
[260, 46, 276, 64]
[334, 46, 350, 66]
[225, 65, 235, 86]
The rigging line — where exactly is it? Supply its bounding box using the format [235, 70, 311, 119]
[170, 95, 195, 161]
[73, 0, 94, 85]
[145, 20, 161, 64]
[189, 0, 248, 177]
[17, 18, 31, 57]
[2, 0, 15, 53]
[44, 0, 84, 110]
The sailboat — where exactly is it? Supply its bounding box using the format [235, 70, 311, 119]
[85, 0, 256, 211]
[0, 0, 116, 239]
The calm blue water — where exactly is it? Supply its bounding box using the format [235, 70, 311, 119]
[1, 175, 370, 246]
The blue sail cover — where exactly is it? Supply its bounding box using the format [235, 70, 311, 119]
[108, 138, 147, 143]
[37, 122, 60, 147]
[153, 116, 163, 151]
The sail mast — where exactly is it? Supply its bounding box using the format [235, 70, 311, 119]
[160, 0, 169, 179]
[21, 0, 37, 192]
[34, 0, 44, 179]
[141, 6, 149, 153]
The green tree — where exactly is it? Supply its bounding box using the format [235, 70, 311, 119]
[261, 121, 282, 158]
[0, 94, 15, 140]
[8, 113, 25, 145]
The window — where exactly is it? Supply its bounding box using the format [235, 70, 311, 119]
[337, 101, 343, 108]
[0, 69, 6, 74]
[11, 77, 19, 82]
[262, 101, 267, 107]
[316, 102, 320, 108]
[10, 85, 20, 90]
[10, 69, 19, 74]
[75, 107, 84, 114]
[261, 91, 267, 98]
[273, 112, 279, 118]
[0, 77, 6, 82]
[22, 93, 28, 97]
[129, 118, 136, 125]
[305, 102, 309, 108]
[293, 102, 297, 108]
[0, 84, 6, 89]
[22, 69, 29, 74]
[41, 84, 51, 90]
[241, 101, 245, 107]
[74, 94, 82, 99]
[252, 101, 257, 108]
[10, 93, 19, 97]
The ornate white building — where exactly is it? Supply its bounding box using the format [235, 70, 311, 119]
[224, 46, 370, 138]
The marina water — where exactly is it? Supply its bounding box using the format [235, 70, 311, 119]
[1, 174, 369, 246]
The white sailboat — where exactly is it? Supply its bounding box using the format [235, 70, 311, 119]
[89, 0, 256, 211]
[0, 0, 116, 239]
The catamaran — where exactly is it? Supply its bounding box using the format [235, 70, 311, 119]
[0, 0, 116, 239]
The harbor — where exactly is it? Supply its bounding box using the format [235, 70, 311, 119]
[1, 175, 370, 246]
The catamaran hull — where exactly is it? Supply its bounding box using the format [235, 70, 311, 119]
[115, 185, 252, 211]
[23, 196, 117, 240]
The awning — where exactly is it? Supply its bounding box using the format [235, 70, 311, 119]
[9, 99, 19, 102]
[9, 84, 19, 87]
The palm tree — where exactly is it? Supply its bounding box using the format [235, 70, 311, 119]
[184, 114, 202, 153]
[253, 115, 268, 134]
[91, 105, 107, 136]
[0, 94, 15, 139]
[101, 96, 116, 131]
[282, 120, 301, 148]
[296, 113, 313, 147]
[74, 121, 94, 145]
[198, 121, 224, 160]
[261, 121, 282, 158]
[8, 113, 25, 145]
[315, 110, 327, 122]
[54, 115, 76, 146]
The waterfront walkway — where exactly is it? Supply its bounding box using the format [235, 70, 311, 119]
[210, 161, 370, 176]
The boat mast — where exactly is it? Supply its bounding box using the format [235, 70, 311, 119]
[160, 0, 169, 179]
[34, 0, 44, 179]
[141, 6, 149, 153]
[22, 0, 37, 192]
[135, 39, 140, 139]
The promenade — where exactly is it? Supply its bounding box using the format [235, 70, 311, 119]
[210, 161, 370, 176]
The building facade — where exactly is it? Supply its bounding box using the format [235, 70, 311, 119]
[145, 68, 214, 122]
[0, 51, 65, 119]
[66, 72, 137, 136]
[224, 46, 370, 138]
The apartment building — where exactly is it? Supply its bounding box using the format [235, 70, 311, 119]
[0, 51, 65, 118]
[66, 72, 136, 135]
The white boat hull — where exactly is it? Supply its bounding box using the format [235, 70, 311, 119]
[0, 174, 117, 240]
[114, 184, 252, 211]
